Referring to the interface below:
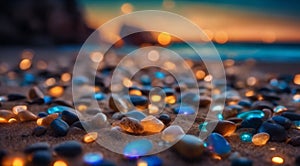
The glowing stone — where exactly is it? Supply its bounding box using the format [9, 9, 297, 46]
[94, 93, 106, 101]
[206, 133, 231, 155]
[140, 115, 165, 133]
[237, 110, 264, 120]
[48, 86, 64, 97]
[83, 132, 98, 143]
[123, 139, 153, 158]
[273, 105, 287, 113]
[252, 132, 270, 146]
[12, 105, 27, 115]
[53, 160, 68, 166]
[113, 117, 144, 134]
[137, 156, 163, 166]
[17, 111, 37, 122]
[272, 156, 284, 165]
[83, 152, 103, 165]
[47, 106, 72, 114]
[173, 106, 195, 115]
[240, 132, 252, 142]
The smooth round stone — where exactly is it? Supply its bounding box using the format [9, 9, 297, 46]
[50, 118, 70, 137]
[113, 117, 144, 134]
[140, 115, 165, 133]
[173, 134, 204, 160]
[94, 93, 106, 101]
[129, 95, 148, 108]
[32, 126, 47, 137]
[83, 152, 104, 166]
[222, 107, 239, 119]
[161, 125, 185, 143]
[125, 110, 146, 121]
[238, 99, 252, 108]
[138, 156, 163, 166]
[206, 133, 231, 155]
[0, 110, 16, 120]
[240, 118, 263, 129]
[273, 105, 287, 113]
[109, 96, 131, 113]
[47, 105, 72, 114]
[31, 150, 52, 166]
[24, 142, 50, 154]
[199, 96, 212, 107]
[18, 110, 37, 122]
[231, 157, 253, 166]
[258, 121, 287, 142]
[28, 86, 44, 100]
[288, 136, 300, 146]
[237, 110, 264, 120]
[173, 106, 195, 115]
[140, 75, 151, 85]
[251, 101, 273, 110]
[281, 112, 300, 121]
[200, 120, 236, 137]
[90, 113, 108, 128]
[158, 113, 171, 125]
[54, 141, 83, 157]
[123, 139, 153, 158]
[61, 110, 79, 125]
[240, 132, 252, 142]
[272, 116, 292, 129]
[252, 132, 270, 146]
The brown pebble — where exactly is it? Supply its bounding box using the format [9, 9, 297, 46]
[28, 86, 44, 100]
[0, 110, 16, 121]
[227, 117, 243, 124]
[37, 113, 59, 126]
[288, 136, 300, 146]
[18, 110, 37, 122]
[199, 96, 212, 107]
[113, 117, 144, 134]
[213, 120, 237, 137]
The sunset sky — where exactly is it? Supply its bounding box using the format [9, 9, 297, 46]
[79, 0, 300, 44]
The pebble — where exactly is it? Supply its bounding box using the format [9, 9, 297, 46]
[161, 125, 185, 143]
[72, 121, 86, 130]
[47, 105, 73, 114]
[83, 132, 98, 143]
[206, 133, 231, 155]
[31, 150, 52, 166]
[240, 118, 263, 129]
[50, 118, 70, 137]
[273, 105, 288, 113]
[288, 136, 300, 146]
[238, 99, 252, 108]
[12, 105, 27, 115]
[125, 110, 147, 121]
[251, 101, 273, 110]
[140, 75, 151, 85]
[0, 110, 16, 121]
[173, 134, 204, 159]
[112, 112, 125, 120]
[18, 110, 37, 122]
[231, 157, 253, 166]
[90, 113, 108, 128]
[113, 117, 144, 134]
[258, 121, 287, 142]
[158, 113, 171, 125]
[61, 110, 79, 125]
[200, 120, 236, 137]
[173, 105, 195, 115]
[99, 159, 116, 166]
[109, 96, 130, 113]
[32, 126, 47, 137]
[252, 132, 270, 146]
[237, 110, 265, 120]
[37, 113, 59, 126]
[28, 86, 44, 100]
[94, 92, 106, 101]
[37, 112, 48, 118]
[24, 142, 50, 154]
[123, 139, 153, 158]
[7, 93, 26, 101]
[138, 156, 163, 166]
[129, 95, 149, 109]
[54, 141, 83, 157]
[140, 115, 165, 133]
[199, 96, 212, 107]
[83, 152, 104, 166]
[272, 116, 292, 129]
[240, 132, 252, 142]
[281, 112, 300, 121]
[262, 108, 273, 120]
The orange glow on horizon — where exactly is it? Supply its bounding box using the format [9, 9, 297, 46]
[158, 32, 172, 45]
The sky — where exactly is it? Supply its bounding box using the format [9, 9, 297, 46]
[79, 0, 300, 44]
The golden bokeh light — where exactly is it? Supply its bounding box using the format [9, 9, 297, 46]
[19, 59, 32, 70]
[195, 70, 206, 80]
[157, 32, 171, 46]
[53, 160, 68, 166]
[151, 95, 162, 102]
[61, 73, 71, 82]
[271, 156, 284, 165]
[121, 3, 134, 14]
[83, 132, 98, 143]
[48, 86, 64, 98]
[122, 78, 133, 88]
[90, 52, 104, 63]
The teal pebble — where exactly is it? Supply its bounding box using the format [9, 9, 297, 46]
[125, 110, 146, 121]
[240, 132, 252, 142]
[123, 139, 153, 158]
[94, 93, 106, 101]
[206, 133, 231, 155]
[237, 110, 265, 120]
[173, 106, 195, 115]
[47, 105, 72, 114]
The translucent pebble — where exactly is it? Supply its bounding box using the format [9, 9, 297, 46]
[140, 115, 165, 133]
[37, 113, 59, 126]
[0, 110, 16, 122]
[252, 132, 270, 146]
[206, 133, 231, 155]
[165, 95, 176, 105]
[161, 125, 184, 143]
[240, 132, 252, 142]
[90, 113, 108, 128]
[272, 156, 284, 165]
[18, 111, 37, 122]
[273, 105, 288, 113]
[47, 106, 73, 114]
[123, 139, 153, 158]
[12, 105, 27, 115]
[237, 110, 264, 120]
[83, 152, 104, 166]
[83, 132, 98, 143]
[113, 117, 144, 134]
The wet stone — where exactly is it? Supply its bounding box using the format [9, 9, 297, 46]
[83, 152, 104, 166]
[113, 117, 144, 134]
[237, 110, 265, 120]
[125, 110, 147, 121]
[32, 126, 47, 137]
[31, 150, 52, 166]
[0, 110, 16, 120]
[138, 156, 163, 166]
[61, 110, 79, 125]
[258, 121, 287, 142]
[252, 132, 270, 146]
[273, 105, 288, 114]
[24, 142, 50, 154]
[50, 118, 70, 137]
[140, 115, 165, 133]
[281, 112, 300, 121]
[272, 116, 292, 129]
[123, 139, 153, 158]
[37, 113, 59, 126]
[18, 110, 37, 122]
[158, 113, 171, 125]
[240, 118, 263, 129]
[161, 125, 185, 143]
[54, 141, 83, 157]
[173, 105, 195, 115]
[206, 133, 231, 155]
[173, 134, 204, 160]
[288, 136, 300, 146]
[231, 157, 253, 166]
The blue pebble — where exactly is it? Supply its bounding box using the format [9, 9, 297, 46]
[24, 142, 50, 154]
[240, 132, 252, 142]
[138, 156, 163, 166]
[73, 76, 89, 85]
[43, 96, 52, 104]
[237, 110, 265, 120]
[258, 121, 287, 142]
[24, 73, 35, 83]
[38, 112, 48, 118]
[140, 75, 151, 85]
[154, 72, 165, 79]
[31, 150, 52, 166]
[272, 116, 292, 129]
[94, 93, 106, 101]
[231, 157, 253, 166]
[83, 152, 104, 166]
[173, 106, 195, 115]
[47, 105, 72, 114]
[206, 133, 231, 155]
[54, 141, 83, 157]
[125, 110, 147, 121]
[240, 118, 263, 129]
[123, 139, 153, 158]
[50, 118, 69, 137]
[61, 110, 79, 125]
